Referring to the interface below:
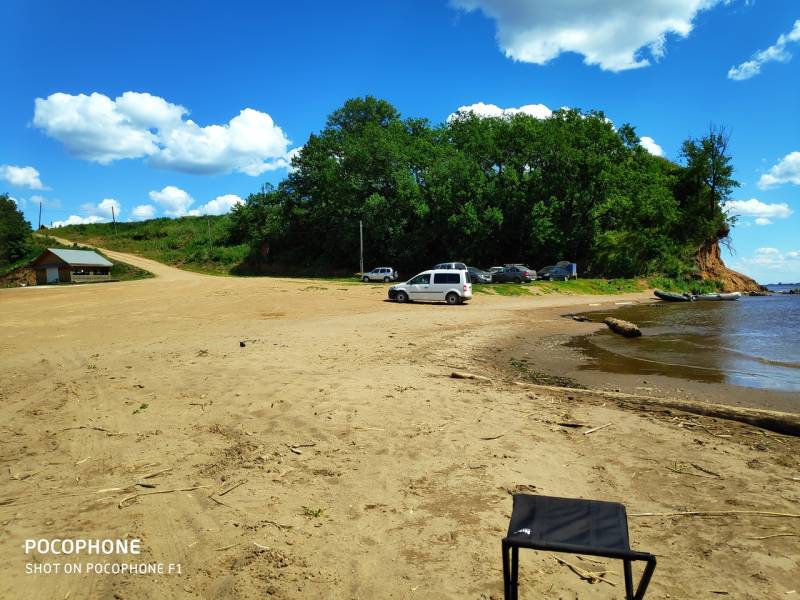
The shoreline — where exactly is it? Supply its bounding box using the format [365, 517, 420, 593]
[485, 299, 800, 415]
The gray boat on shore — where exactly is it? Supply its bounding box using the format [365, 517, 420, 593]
[654, 289, 693, 302]
[692, 292, 741, 301]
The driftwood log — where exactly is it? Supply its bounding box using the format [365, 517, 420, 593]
[604, 317, 642, 337]
[511, 381, 800, 437]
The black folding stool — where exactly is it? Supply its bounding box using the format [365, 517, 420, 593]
[502, 494, 656, 600]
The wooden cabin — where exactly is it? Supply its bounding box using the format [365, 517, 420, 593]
[32, 248, 113, 285]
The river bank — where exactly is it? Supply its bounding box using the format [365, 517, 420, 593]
[1, 258, 798, 599]
[489, 301, 800, 415]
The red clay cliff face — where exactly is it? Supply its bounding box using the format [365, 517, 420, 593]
[696, 240, 764, 292]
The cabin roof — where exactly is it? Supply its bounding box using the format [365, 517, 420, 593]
[43, 248, 113, 267]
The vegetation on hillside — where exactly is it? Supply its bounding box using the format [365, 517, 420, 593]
[0, 193, 35, 271]
[47, 215, 247, 276]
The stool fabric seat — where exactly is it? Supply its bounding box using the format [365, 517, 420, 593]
[502, 494, 656, 600]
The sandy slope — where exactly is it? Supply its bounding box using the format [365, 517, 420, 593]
[0, 251, 797, 600]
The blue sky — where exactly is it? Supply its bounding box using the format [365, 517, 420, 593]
[2, 0, 798, 282]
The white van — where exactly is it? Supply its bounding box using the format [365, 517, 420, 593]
[388, 269, 472, 305]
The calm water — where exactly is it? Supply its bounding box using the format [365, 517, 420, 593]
[573, 289, 800, 392]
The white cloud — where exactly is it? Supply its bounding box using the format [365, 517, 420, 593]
[639, 136, 664, 157]
[448, 102, 553, 122]
[115, 91, 187, 129]
[28, 194, 61, 209]
[724, 198, 793, 226]
[189, 194, 243, 216]
[0, 164, 47, 189]
[149, 186, 194, 217]
[150, 108, 292, 175]
[728, 20, 800, 80]
[451, 0, 723, 72]
[10, 196, 24, 208]
[131, 204, 157, 221]
[33, 92, 293, 175]
[759, 151, 800, 188]
[51, 215, 107, 228]
[77, 198, 121, 221]
[34, 93, 160, 164]
[739, 247, 800, 270]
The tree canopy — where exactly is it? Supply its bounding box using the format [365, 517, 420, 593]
[0, 193, 32, 267]
[229, 97, 735, 278]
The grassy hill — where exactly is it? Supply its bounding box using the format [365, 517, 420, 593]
[46, 215, 247, 276]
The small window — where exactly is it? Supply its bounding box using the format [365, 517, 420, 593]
[433, 273, 460, 284]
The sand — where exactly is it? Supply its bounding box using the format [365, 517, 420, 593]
[1, 250, 798, 599]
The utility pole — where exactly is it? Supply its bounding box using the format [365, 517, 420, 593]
[111, 206, 118, 236]
[207, 217, 212, 252]
[38, 201, 42, 230]
[359, 220, 364, 275]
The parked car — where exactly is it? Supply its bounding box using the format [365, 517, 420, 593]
[433, 262, 468, 270]
[362, 267, 398, 282]
[492, 265, 536, 283]
[538, 262, 577, 281]
[388, 269, 472, 304]
[467, 266, 492, 284]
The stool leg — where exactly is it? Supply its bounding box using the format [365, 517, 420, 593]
[511, 546, 519, 600]
[623, 559, 634, 600]
[502, 541, 511, 599]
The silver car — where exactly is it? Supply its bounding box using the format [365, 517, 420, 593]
[362, 267, 398, 282]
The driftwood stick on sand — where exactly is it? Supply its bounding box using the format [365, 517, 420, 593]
[118, 485, 212, 509]
[554, 556, 616, 586]
[509, 382, 800, 436]
[451, 371, 492, 382]
[745, 533, 798, 540]
[479, 432, 508, 440]
[263, 519, 293, 530]
[139, 467, 172, 480]
[690, 463, 722, 478]
[217, 480, 246, 497]
[631, 510, 800, 519]
[59, 426, 124, 436]
[584, 423, 612, 435]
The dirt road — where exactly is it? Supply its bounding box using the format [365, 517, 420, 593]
[1, 251, 797, 599]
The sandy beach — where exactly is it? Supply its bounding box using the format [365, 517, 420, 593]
[1, 251, 798, 599]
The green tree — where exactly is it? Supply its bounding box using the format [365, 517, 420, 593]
[227, 97, 740, 281]
[0, 193, 32, 266]
[676, 125, 738, 244]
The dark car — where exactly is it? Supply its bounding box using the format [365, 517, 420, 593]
[467, 266, 492, 284]
[492, 265, 536, 283]
[538, 262, 576, 281]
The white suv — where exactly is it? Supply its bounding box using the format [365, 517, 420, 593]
[362, 267, 398, 282]
[388, 269, 472, 305]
